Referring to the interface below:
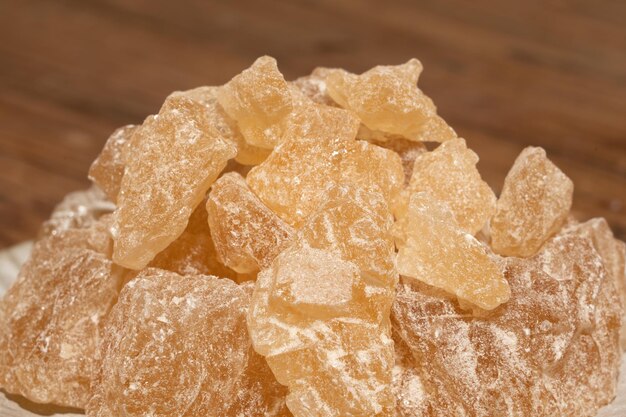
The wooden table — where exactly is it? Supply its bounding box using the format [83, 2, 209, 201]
[0, 0, 625, 247]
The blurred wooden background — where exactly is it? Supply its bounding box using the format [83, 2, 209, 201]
[0, 0, 624, 247]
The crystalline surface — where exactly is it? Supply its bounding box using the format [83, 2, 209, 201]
[491, 146, 574, 257]
[247, 103, 403, 227]
[0, 219, 124, 408]
[86, 270, 290, 417]
[325, 59, 456, 143]
[392, 220, 623, 416]
[218, 56, 293, 150]
[207, 172, 295, 273]
[112, 94, 237, 269]
[292, 68, 336, 106]
[394, 192, 510, 310]
[246, 103, 357, 227]
[402, 138, 496, 234]
[373, 138, 426, 185]
[574, 218, 626, 347]
[88, 125, 137, 202]
[171, 86, 271, 166]
[247, 188, 397, 417]
[38, 186, 115, 239]
[149, 203, 240, 280]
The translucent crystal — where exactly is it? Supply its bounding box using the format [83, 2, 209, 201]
[299, 186, 396, 288]
[325, 59, 456, 143]
[86, 269, 290, 417]
[291, 68, 336, 106]
[373, 138, 426, 185]
[112, 94, 237, 269]
[394, 192, 510, 310]
[149, 203, 240, 280]
[402, 138, 496, 234]
[218, 56, 293, 150]
[207, 172, 295, 274]
[491, 147, 574, 257]
[247, 103, 403, 227]
[37, 187, 113, 240]
[574, 218, 626, 347]
[247, 188, 397, 417]
[0, 220, 124, 408]
[392, 220, 622, 416]
[171, 86, 271, 166]
[88, 125, 137, 202]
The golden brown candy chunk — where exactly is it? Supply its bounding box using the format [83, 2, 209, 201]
[218, 56, 293, 150]
[86, 270, 290, 417]
[373, 138, 426, 185]
[392, 220, 623, 416]
[247, 189, 397, 417]
[112, 94, 237, 270]
[149, 203, 240, 280]
[299, 186, 396, 289]
[394, 192, 510, 310]
[402, 138, 496, 234]
[326, 59, 456, 143]
[291, 67, 337, 106]
[574, 218, 626, 348]
[0, 220, 124, 408]
[207, 172, 295, 273]
[247, 103, 403, 227]
[491, 146, 574, 258]
[246, 103, 356, 227]
[88, 125, 137, 202]
[38, 186, 115, 239]
[171, 86, 271, 166]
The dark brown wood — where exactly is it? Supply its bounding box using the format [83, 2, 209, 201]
[0, 0, 624, 247]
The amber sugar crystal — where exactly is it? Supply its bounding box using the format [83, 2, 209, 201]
[394, 192, 510, 310]
[112, 93, 237, 270]
[218, 56, 294, 150]
[86, 269, 290, 417]
[149, 202, 242, 281]
[247, 187, 397, 416]
[247, 102, 404, 228]
[0, 214, 124, 408]
[88, 125, 137, 203]
[491, 146, 574, 257]
[171, 86, 271, 166]
[2, 56, 625, 417]
[402, 138, 496, 234]
[392, 220, 623, 416]
[326, 59, 456, 143]
[207, 172, 295, 273]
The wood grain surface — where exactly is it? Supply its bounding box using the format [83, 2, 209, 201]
[0, 0, 625, 248]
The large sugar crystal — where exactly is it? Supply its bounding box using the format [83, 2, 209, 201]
[247, 102, 404, 227]
[86, 269, 290, 417]
[291, 68, 336, 106]
[149, 203, 241, 280]
[171, 86, 271, 166]
[491, 147, 574, 257]
[247, 188, 397, 417]
[392, 220, 622, 416]
[88, 125, 137, 202]
[112, 93, 237, 269]
[394, 192, 510, 310]
[218, 56, 293, 150]
[373, 138, 426, 185]
[0, 219, 124, 408]
[38, 186, 115, 239]
[403, 138, 496, 234]
[574, 218, 626, 347]
[207, 172, 295, 274]
[325, 59, 456, 143]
